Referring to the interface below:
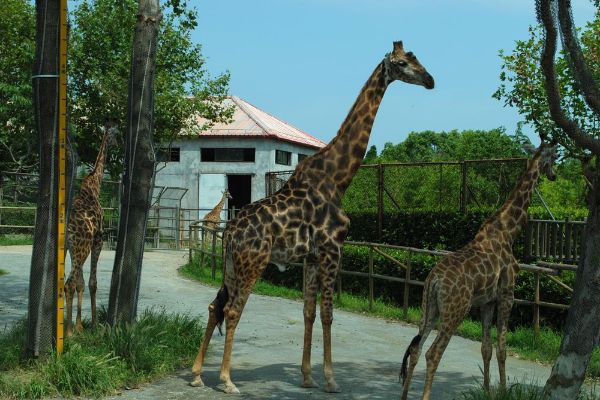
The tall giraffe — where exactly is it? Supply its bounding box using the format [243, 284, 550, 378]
[190, 41, 434, 394]
[65, 120, 118, 337]
[399, 142, 557, 400]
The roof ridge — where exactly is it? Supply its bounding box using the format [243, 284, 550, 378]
[234, 96, 326, 146]
[230, 96, 272, 136]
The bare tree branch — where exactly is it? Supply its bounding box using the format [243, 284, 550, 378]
[538, 0, 600, 154]
[557, 0, 600, 115]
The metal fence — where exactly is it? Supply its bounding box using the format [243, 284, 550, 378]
[266, 158, 528, 213]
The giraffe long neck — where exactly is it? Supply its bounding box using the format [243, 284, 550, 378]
[312, 61, 388, 194]
[83, 131, 110, 198]
[479, 154, 543, 243]
[214, 195, 227, 214]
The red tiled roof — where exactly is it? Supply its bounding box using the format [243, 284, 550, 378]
[188, 96, 326, 150]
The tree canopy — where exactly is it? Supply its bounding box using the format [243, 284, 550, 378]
[493, 9, 600, 155]
[0, 0, 232, 177]
[69, 0, 232, 176]
[0, 0, 35, 173]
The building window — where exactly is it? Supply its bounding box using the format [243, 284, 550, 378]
[201, 148, 255, 162]
[298, 153, 309, 163]
[275, 150, 292, 166]
[157, 147, 180, 162]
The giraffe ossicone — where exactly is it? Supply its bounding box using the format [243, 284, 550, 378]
[399, 142, 557, 400]
[190, 41, 434, 394]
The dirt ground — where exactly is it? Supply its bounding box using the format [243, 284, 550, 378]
[0, 245, 551, 399]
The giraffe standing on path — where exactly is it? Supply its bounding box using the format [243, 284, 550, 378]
[65, 120, 118, 337]
[400, 142, 557, 400]
[190, 41, 434, 394]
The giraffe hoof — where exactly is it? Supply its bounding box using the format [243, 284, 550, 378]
[190, 376, 205, 387]
[224, 384, 240, 394]
[301, 377, 319, 388]
[324, 380, 341, 393]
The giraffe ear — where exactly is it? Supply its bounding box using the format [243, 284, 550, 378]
[393, 41, 404, 53]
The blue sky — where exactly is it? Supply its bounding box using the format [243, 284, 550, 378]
[190, 0, 595, 151]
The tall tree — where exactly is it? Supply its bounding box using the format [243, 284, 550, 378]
[535, 1, 600, 398]
[0, 0, 36, 173]
[106, 0, 160, 326]
[26, 0, 61, 356]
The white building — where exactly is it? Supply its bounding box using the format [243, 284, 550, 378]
[154, 96, 326, 219]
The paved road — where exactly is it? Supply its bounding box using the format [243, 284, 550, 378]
[0, 245, 550, 399]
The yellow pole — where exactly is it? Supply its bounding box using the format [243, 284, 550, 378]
[56, 0, 68, 355]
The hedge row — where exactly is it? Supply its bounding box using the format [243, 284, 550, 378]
[261, 244, 573, 330]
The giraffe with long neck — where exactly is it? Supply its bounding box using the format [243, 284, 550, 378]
[190, 41, 434, 394]
[400, 143, 557, 400]
[202, 190, 233, 231]
[65, 120, 118, 336]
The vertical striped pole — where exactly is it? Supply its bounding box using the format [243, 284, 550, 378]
[56, 0, 68, 355]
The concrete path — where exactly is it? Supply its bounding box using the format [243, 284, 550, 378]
[0, 245, 550, 399]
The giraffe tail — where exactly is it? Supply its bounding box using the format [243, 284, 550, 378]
[400, 334, 421, 383]
[213, 285, 229, 335]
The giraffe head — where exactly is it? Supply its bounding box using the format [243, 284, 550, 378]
[223, 189, 233, 200]
[383, 41, 434, 89]
[524, 141, 558, 181]
[104, 118, 119, 147]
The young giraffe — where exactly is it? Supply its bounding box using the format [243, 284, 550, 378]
[400, 142, 557, 400]
[65, 120, 118, 337]
[190, 41, 434, 394]
[202, 189, 233, 232]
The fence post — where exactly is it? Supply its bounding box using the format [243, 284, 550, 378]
[377, 164, 384, 241]
[534, 271, 540, 341]
[404, 250, 412, 320]
[524, 220, 532, 262]
[460, 161, 468, 214]
[368, 246, 374, 311]
[188, 224, 193, 263]
[211, 230, 217, 279]
[175, 205, 181, 250]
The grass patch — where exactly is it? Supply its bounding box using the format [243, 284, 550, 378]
[181, 258, 600, 379]
[0, 308, 203, 399]
[0, 269, 8, 276]
[457, 380, 600, 400]
[0, 234, 33, 246]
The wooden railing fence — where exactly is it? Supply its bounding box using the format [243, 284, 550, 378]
[188, 229, 575, 340]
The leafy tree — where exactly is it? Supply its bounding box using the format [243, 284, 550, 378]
[515, 1, 600, 398]
[493, 11, 600, 154]
[377, 128, 524, 163]
[0, 0, 36, 173]
[363, 145, 378, 164]
[68, 0, 232, 177]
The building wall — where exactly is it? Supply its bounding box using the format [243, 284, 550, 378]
[154, 137, 320, 215]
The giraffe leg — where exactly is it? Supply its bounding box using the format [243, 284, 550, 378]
[480, 302, 495, 392]
[319, 273, 340, 393]
[89, 233, 102, 326]
[496, 295, 513, 390]
[191, 293, 222, 387]
[400, 283, 438, 400]
[301, 264, 319, 388]
[64, 269, 77, 338]
[422, 305, 469, 400]
[219, 289, 253, 394]
[75, 268, 85, 333]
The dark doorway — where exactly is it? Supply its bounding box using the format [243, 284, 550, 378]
[227, 174, 252, 214]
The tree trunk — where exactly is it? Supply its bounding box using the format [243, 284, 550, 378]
[543, 165, 600, 399]
[26, 0, 60, 357]
[107, 0, 161, 326]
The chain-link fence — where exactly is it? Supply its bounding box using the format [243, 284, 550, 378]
[266, 158, 528, 213]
